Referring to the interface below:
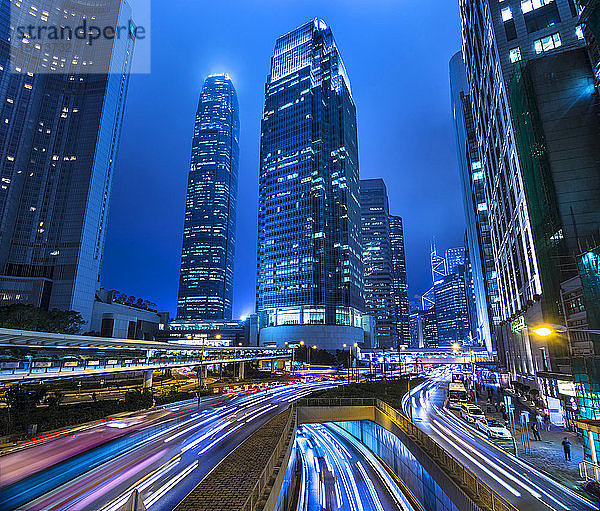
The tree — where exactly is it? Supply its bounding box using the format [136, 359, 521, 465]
[0, 304, 84, 334]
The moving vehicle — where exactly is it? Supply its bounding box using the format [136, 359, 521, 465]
[460, 403, 485, 423]
[448, 381, 468, 409]
[476, 417, 512, 439]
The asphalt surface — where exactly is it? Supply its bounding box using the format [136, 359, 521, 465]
[0, 381, 335, 511]
[403, 368, 597, 511]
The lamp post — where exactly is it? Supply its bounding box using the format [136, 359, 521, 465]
[353, 343, 358, 382]
[532, 324, 595, 416]
[343, 344, 350, 384]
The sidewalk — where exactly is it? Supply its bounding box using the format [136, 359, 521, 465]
[475, 386, 584, 491]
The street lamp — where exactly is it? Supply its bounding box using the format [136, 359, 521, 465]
[308, 345, 317, 368]
[343, 344, 350, 384]
[353, 343, 358, 382]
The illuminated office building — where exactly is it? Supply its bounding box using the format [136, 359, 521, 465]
[445, 247, 465, 276]
[460, 0, 600, 411]
[256, 19, 364, 350]
[435, 267, 471, 346]
[177, 74, 239, 321]
[0, 0, 134, 329]
[390, 215, 410, 345]
[360, 179, 396, 348]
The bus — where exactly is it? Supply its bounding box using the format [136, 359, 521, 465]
[448, 381, 468, 410]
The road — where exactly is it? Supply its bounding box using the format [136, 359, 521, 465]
[403, 368, 596, 511]
[296, 423, 416, 511]
[0, 381, 333, 511]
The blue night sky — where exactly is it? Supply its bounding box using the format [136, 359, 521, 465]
[101, 0, 465, 319]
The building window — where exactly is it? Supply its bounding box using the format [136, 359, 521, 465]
[505, 18, 518, 41]
[522, 0, 560, 33]
[534, 32, 561, 54]
[509, 47, 522, 63]
[521, 0, 554, 14]
[575, 25, 584, 40]
[502, 6, 513, 21]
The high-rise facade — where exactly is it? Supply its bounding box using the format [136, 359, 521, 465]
[390, 215, 410, 345]
[445, 247, 465, 276]
[435, 267, 471, 346]
[0, 0, 134, 329]
[460, 0, 600, 411]
[360, 179, 396, 347]
[449, 50, 500, 353]
[177, 75, 239, 321]
[256, 19, 364, 350]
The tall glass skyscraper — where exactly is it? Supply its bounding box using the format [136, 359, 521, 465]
[389, 215, 410, 346]
[177, 75, 239, 321]
[256, 19, 364, 350]
[0, 0, 134, 329]
[360, 179, 396, 348]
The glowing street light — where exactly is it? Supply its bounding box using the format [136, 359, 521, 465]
[532, 326, 555, 337]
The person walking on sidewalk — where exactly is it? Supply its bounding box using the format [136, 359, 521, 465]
[562, 437, 572, 461]
[531, 422, 541, 441]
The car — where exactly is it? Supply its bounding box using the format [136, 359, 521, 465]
[460, 403, 485, 423]
[476, 417, 512, 439]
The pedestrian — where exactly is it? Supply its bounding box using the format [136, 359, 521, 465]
[495, 401, 500, 412]
[536, 413, 543, 430]
[562, 437, 572, 461]
[502, 410, 508, 422]
[531, 422, 541, 441]
[544, 413, 550, 431]
[92, 392, 97, 402]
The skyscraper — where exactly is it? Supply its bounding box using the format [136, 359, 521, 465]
[449, 50, 499, 353]
[460, 0, 600, 434]
[390, 215, 410, 345]
[445, 247, 465, 276]
[177, 75, 239, 321]
[360, 179, 396, 348]
[256, 19, 364, 350]
[0, 0, 134, 329]
[434, 267, 471, 346]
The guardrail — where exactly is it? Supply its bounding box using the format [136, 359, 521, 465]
[297, 397, 376, 407]
[241, 406, 297, 511]
[580, 460, 600, 482]
[375, 400, 517, 511]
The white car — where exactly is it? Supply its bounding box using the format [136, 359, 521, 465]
[476, 417, 513, 439]
[460, 404, 485, 423]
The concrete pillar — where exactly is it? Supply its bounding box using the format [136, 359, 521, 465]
[219, 363, 223, 378]
[271, 359, 276, 372]
[237, 361, 245, 380]
[143, 370, 153, 389]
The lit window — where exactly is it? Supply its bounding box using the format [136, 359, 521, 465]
[522, 0, 554, 13]
[509, 47, 522, 63]
[502, 7, 513, 20]
[575, 25, 584, 40]
[534, 32, 561, 54]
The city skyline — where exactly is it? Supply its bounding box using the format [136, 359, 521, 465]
[100, 2, 465, 318]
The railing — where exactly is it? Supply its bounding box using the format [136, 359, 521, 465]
[297, 397, 376, 407]
[240, 406, 297, 511]
[0, 352, 291, 379]
[375, 400, 518, 511]
[580, 460, 600, 482]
